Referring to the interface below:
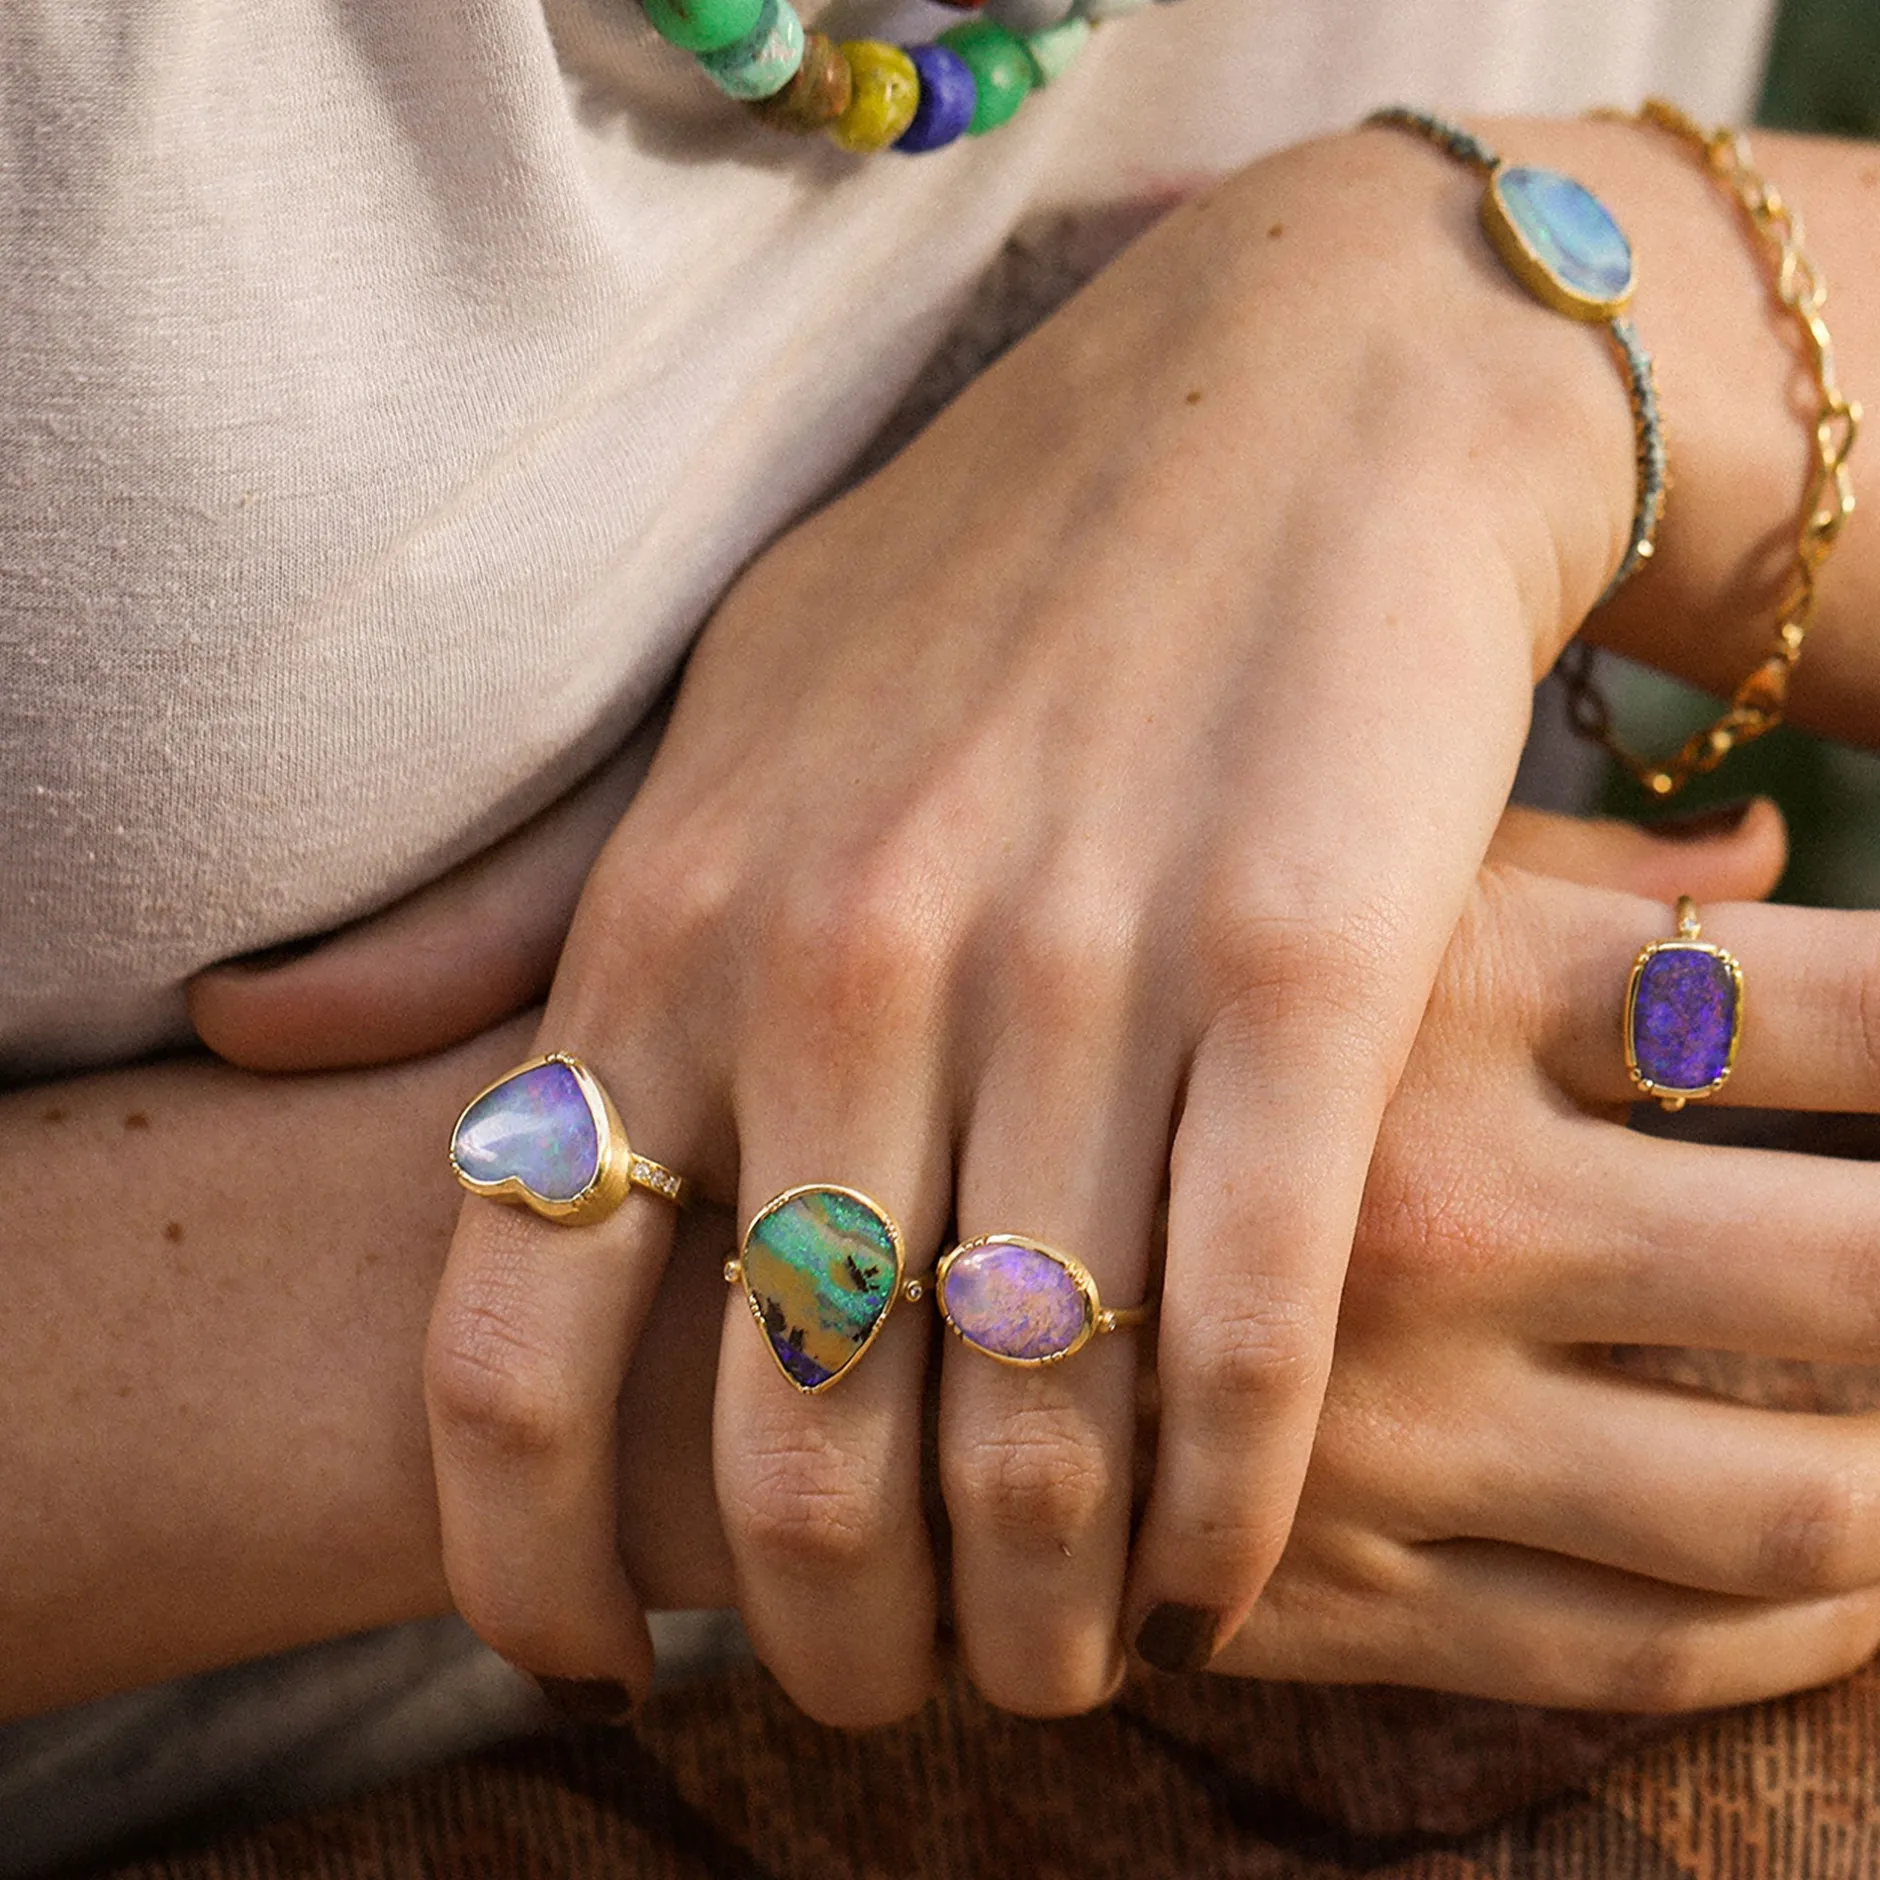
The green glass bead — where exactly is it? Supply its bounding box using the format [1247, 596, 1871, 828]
[643, 0, 765, 55]
[935, 18, 1033, 134]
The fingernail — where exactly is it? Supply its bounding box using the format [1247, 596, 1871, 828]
[1649, 798, 1756, 841]
[534, 1676, 637, 1726]
[220, 933, 328, 972]
[1133, 1603, 1220, 1675]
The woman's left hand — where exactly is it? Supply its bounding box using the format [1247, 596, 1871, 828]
[205, 124, 1651, 1724]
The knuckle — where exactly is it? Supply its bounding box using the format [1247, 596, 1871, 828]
[1002, 893, 1138, 1030]
[1606, 1627, 1720, 1715]
[1196, 896, 1396, 1049]
[1856, 949, 1880, 1101]
[425, 1305, 577, 1464]
[773, 857, 948, 1034]
[728, 1427, 896, 1582]
[1755, 1470, 1878, 1596]
[1177, 1289, 1325, 1426]
[944, 1407, 1117, 1548]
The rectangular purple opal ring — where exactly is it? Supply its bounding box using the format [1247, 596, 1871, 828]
[450, 1053, 690, 1226]
[1624, 897, 1744, 1111]
[935, 1234, 1154, 1369]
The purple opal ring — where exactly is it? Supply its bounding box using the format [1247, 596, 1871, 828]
[1624, 897, 1744, 1112]
[935, 1234, 1153, 1368]
[450, 1053, 689, 1226]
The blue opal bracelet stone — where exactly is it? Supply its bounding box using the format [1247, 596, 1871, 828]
[1368, 107, 1666, 610]
[1624, 897, 1744, 1109]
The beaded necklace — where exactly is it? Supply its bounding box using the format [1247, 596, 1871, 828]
[641, 0, 1177, 154]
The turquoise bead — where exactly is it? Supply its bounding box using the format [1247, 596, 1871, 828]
[698, 0, 805, 99]
[935, 18, 1034, 135]
[644, 0, 765, 55]
[1023, 17, 1090, 83]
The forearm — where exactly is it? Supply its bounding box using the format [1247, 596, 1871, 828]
[0, 1026, 732, 1722]
[1473, 119, 1880, 740]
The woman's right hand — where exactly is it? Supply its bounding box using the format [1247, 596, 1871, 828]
[1217, 803, 1880, 1707]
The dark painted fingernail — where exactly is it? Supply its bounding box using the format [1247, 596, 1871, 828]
[535, 1676, 637, 1726]
[1649, 798, 1756, 841]
[1134, 1603, 1220, 1674]
[220, 933, 328, 972]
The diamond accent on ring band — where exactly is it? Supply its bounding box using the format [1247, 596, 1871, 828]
[630, 1157, 683, 1201]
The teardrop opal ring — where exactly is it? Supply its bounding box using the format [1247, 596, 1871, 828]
[726, 1185, 928, 1393]
[450, 1053, 690, 1226]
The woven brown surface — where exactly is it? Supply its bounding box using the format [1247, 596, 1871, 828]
[91, 1657, 1880, 1880]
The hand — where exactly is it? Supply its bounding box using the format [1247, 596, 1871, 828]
[410, 128, 1643, 1725]
[1220, 801, 1880, 1707]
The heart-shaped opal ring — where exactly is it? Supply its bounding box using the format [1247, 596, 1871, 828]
[1624, 896, 1745, 1111]
[726, 1185, 928, 1393]
[450, 1053, 690, 1226]
[936, 1234, 1153, 1368]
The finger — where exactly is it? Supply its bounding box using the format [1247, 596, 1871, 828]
[1222, 1536, 1880, 1712]
[1486, 797, 1786, 901]
[940, 942, 1175, 1716]
[1513, 1126, 1880, 1363]
[425, 1050, 685, 1700]
[1539, 895, 1880, 1112]
[712, 915, 950, 1727]
[1422, 1361, 1880, 1603]
[190, 718, 660, 1072]
[1126, 1017, 1376, 1674]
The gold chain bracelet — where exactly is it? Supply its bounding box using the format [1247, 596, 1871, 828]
[1560, 97, 1860, 799]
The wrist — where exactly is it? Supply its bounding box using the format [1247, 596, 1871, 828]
[1183, 125, 1643, 674]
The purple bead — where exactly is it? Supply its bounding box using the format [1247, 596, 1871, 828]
[941, 1239, 1091, 1362]
[1630, 946, 1739, 1093]
[895, 43, 976, 153]
[452, 1059, 601, 1203]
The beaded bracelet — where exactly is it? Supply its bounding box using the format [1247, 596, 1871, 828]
[1367, 108, 1666, 612]
[641, 0, 1177, 154]
[1558, 99, 1862, 799]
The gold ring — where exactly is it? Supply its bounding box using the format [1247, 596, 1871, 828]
[450, 1053, 689, 1226]
[725, 1184, 924, 1393]
[1624, 895, 1745, 1111]
[936, 1234, 1153, 1367]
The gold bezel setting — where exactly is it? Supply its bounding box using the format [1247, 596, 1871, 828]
[935, 1233, 1151, 1368]
[450, 1052, 633, 1226]
[728, 1184, 917, 1394]
[1623, 901, 1744, 1111]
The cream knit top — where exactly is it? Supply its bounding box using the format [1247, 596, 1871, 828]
[0, 0, 1774, 1080]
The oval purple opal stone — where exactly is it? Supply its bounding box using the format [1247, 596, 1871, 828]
[941, 1239, 1090, 1363]
[1630, 946, 1739, 1093]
